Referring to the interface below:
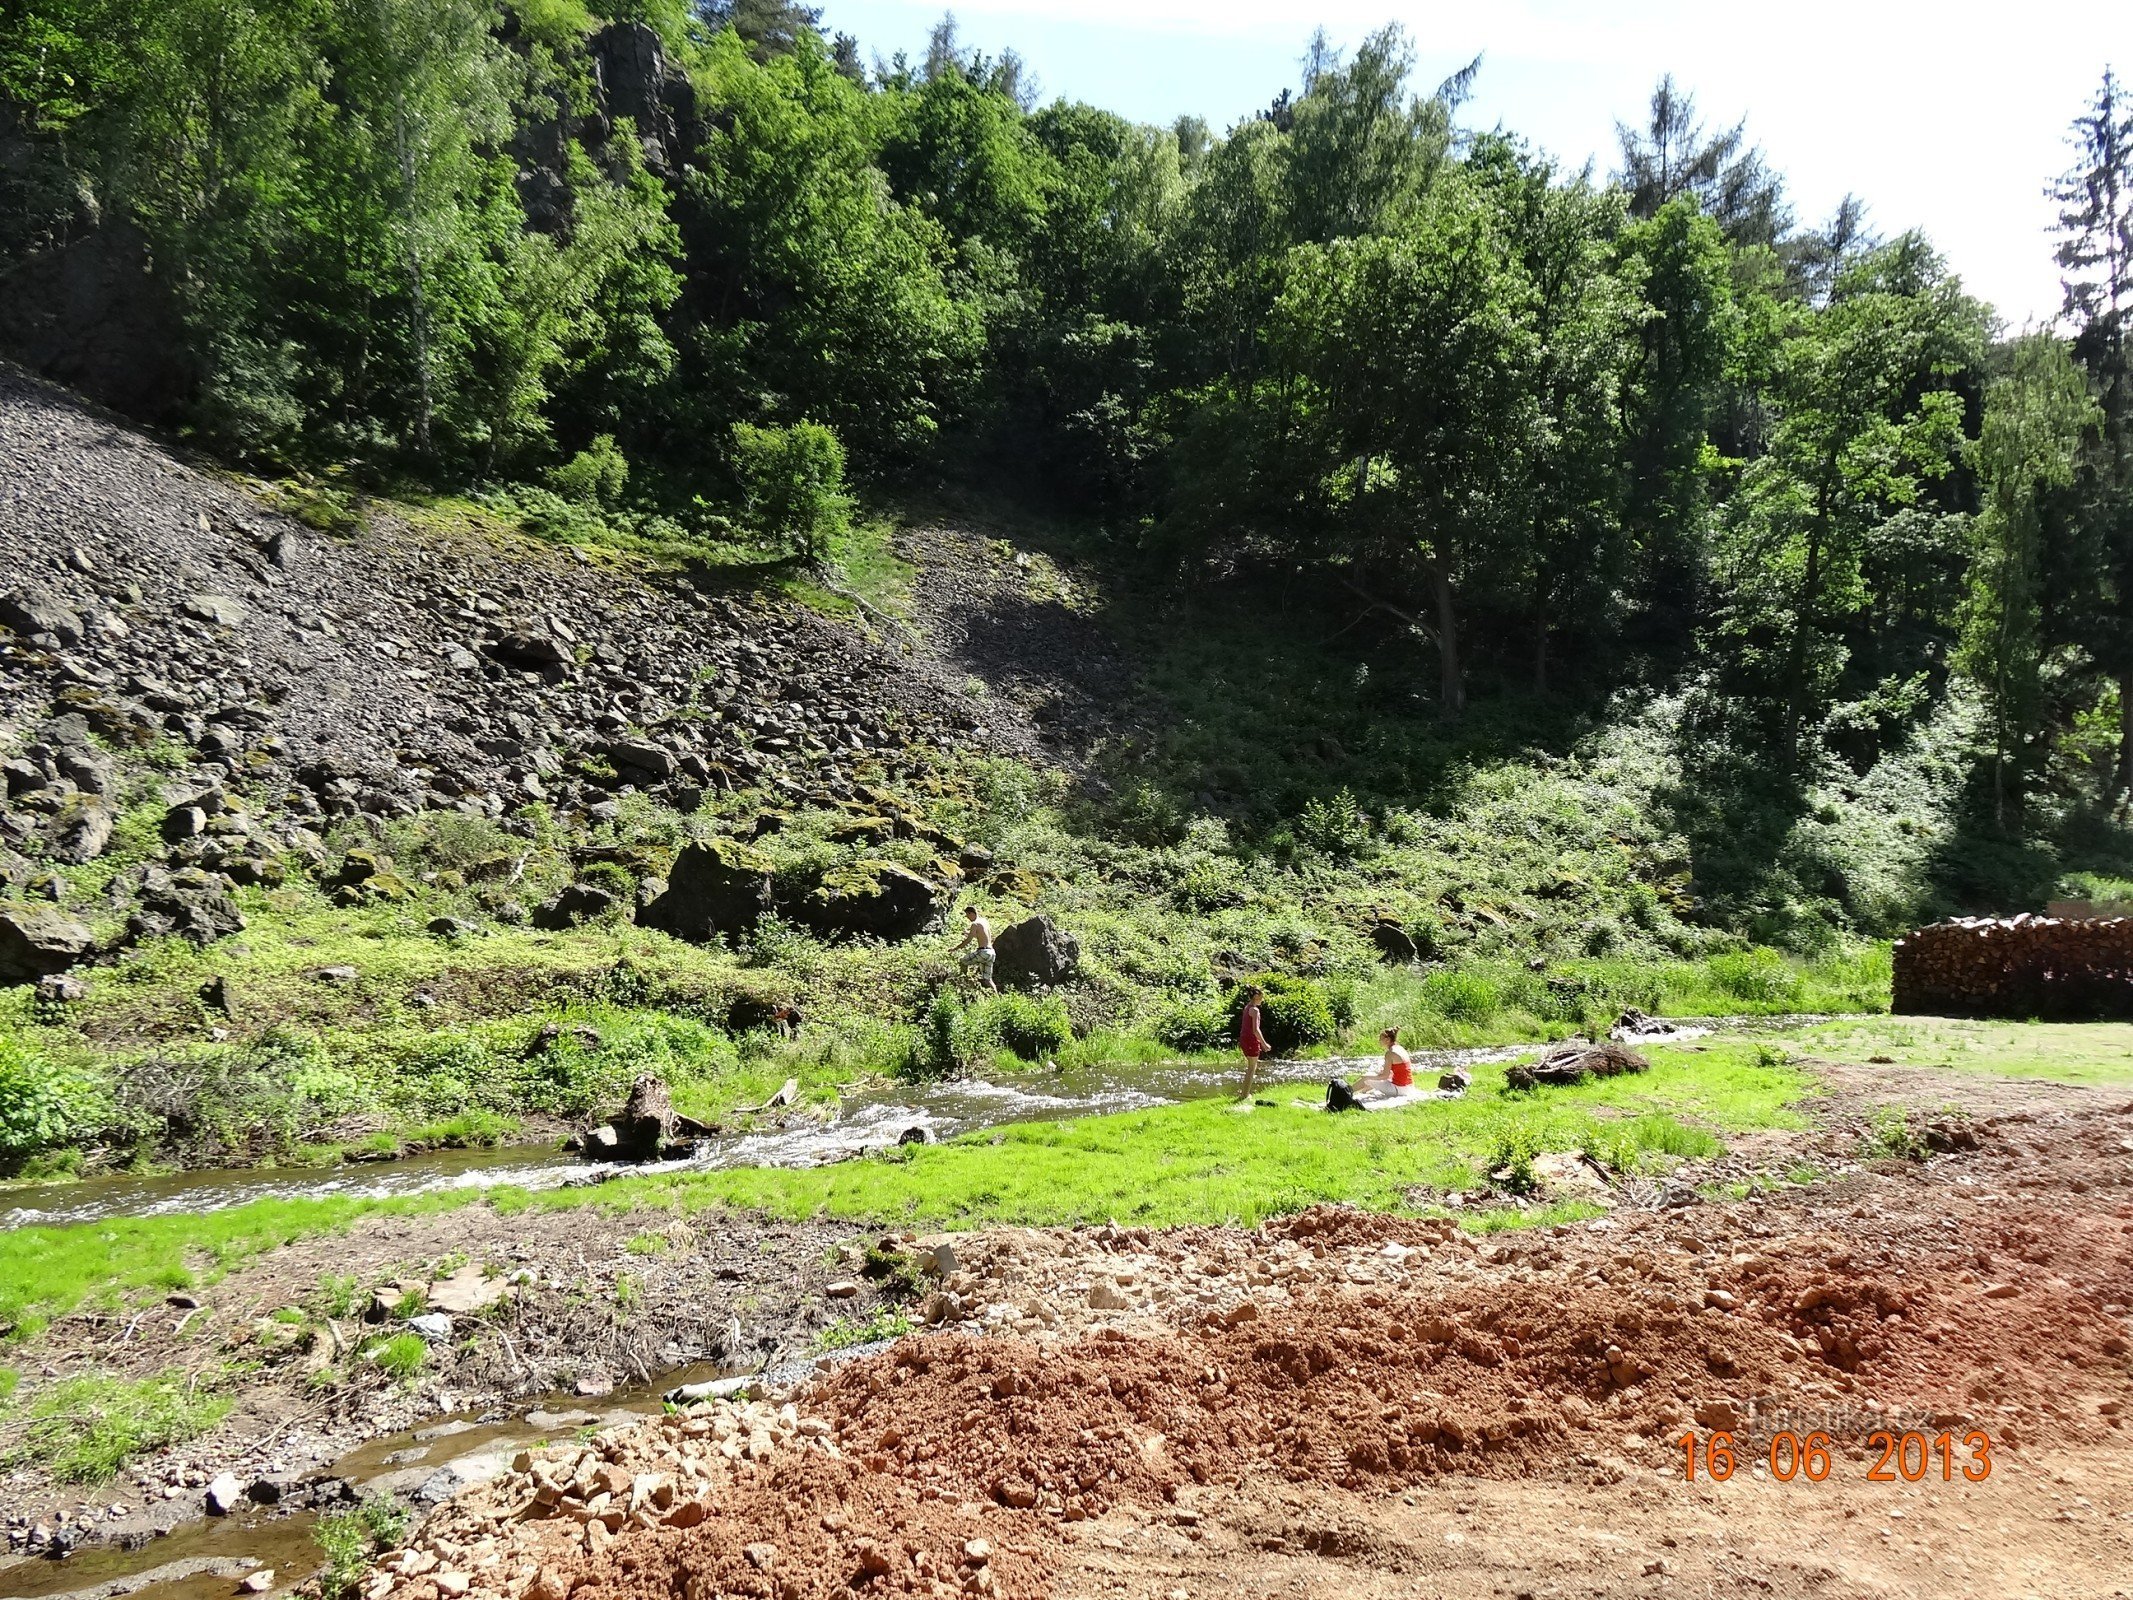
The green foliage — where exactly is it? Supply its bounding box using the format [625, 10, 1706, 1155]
[1420, 970, 1501, 1026]
[1705, 947, 1805, 1005]
[548, 433, 631, 506]
[1294, 789, 1370, 860]
[813, 1307, 915, 1351]
[1226, 974, 1337, 1055]
[317, 1498, 414, 1600]
[0, 1369, 232, 1484]
[0, 1040, 106, 1158]
[370, 1332, 428, 1380]
[730, 419, 852, 560]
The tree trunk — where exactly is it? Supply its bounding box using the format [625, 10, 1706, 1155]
[1429, 562, 1464, 719]
[394, 90, 434, 457]
[1532, 621, 1548, 696]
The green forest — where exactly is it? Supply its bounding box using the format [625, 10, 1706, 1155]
[4, 0, 2132, 945]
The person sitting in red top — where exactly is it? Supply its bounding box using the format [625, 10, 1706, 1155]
[1328, 1027, 1414, 1110]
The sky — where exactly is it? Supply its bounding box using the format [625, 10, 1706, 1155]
[817, 0, 2133, 331]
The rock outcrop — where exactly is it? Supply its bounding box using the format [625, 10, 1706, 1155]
[638, 840, 775, 943]
[992, 913, 1080, 990]
[0, 903, 95, 981]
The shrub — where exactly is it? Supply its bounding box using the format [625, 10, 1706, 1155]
[1420, 969, 1501, 1026]
[1706, 947, 1803, 1005]
[1112, 782, 1186, 847]
[1153, 997, 1229, 1052]
[1170, 860, 1239, 913]
[1486, 1122, 1542, 1193]
[548, 433, 630, 507]
[1226, 974, 1336, 1055]
[0, 1041, 105, 1157]
[730, 419, 850, 560]
[317, 1499, 413, 1600]
[979, 993, 1072, 1061]
[1295, 788, 1370, 860]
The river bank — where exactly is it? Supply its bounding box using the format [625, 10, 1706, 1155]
[7, 1034, 2130, 1600]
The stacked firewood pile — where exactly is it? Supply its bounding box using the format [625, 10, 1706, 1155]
[1892, 915, 2133, 1018]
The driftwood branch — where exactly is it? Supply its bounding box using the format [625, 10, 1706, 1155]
[1335, 572, 1438, 646]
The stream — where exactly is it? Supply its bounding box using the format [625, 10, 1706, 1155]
[0, 1016, 1845, 1600]
[2, 1044, 1540, 1228]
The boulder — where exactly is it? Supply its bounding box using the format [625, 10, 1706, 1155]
[205, 1472, 245, 1516]
[49, 796, 114, 864]
[0, 905, 96, 981]
[35, 972, 89, 1004]
[604, 739, 675, 780]
[790, 861, 947, 941]
[129, 866, 246, 946]
[487, 632, 572, 672]
[0, 590, 85, 645]
[533, 882, 615, 929]
[181, 594, 247, 628]
[992, 914, 1081, 990]
[638, 838, 774, 943]
[1369, 919, 1419, 965]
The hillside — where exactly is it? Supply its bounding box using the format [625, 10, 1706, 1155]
[0, 366, 1930, 1178]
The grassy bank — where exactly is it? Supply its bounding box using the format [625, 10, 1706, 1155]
[0, 1039, 1802, 1337]
[1784, 1016, 2133, 1088]
[541, 1039, 1805, 1230]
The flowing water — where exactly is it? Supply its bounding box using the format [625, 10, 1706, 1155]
[3, 1043, 1556, 1229]
[0, 1015, 1851, 1229]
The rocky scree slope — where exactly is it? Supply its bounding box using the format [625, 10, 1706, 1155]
[0, 365, 1042, 978]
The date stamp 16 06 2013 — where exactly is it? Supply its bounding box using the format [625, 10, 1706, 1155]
[1679, 1428, 1994, 1484]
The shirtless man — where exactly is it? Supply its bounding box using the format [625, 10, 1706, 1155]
[954, 905, 998, 993]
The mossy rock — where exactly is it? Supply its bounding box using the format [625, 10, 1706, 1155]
[335, 869, 415, 907]
[331, 849, 391, 888]
[991, 867, 1044, 906]
[830, 816, 896, 846]
[789, 860, 947, 941]
[638, 837, 775, 944]
[466, 853, 518, 883]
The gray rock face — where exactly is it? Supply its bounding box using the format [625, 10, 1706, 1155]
[49, 796, 114, 864]
[128, 866, 246, 947]
[992, 913, 1081, 990]
[487, 631, 571, 672]
[181, 594, 247, 627]
[605, 738, 675, 779]
[533, 882, 616, 929]
[0, 589, 86, 645]
[0, 904, 96, 981]
[1369, 920, 1419, 964]
[792, 862, 948, 942]
[638, 839, 774, 943]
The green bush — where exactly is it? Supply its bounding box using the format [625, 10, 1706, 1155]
[1153, 996, 1229, 1052]
[0, 1041, 105, 1157]
[1420, 969, 1501, 1026]
[975, 993, 1073, 1061]
[1225, 974, 1336, 1055]
[730, 419, 850, 560]
[318, 1500, 413, 1600]
[1706, 947, 1804, 1005]
[548, 433, 630, 506]
[1295, 788, 1370, 860]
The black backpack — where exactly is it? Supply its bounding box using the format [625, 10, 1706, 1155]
[1324, 1078, 1364, 1113]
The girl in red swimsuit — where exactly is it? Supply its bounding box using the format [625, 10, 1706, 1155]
[1237, 987, 1268, 1097]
